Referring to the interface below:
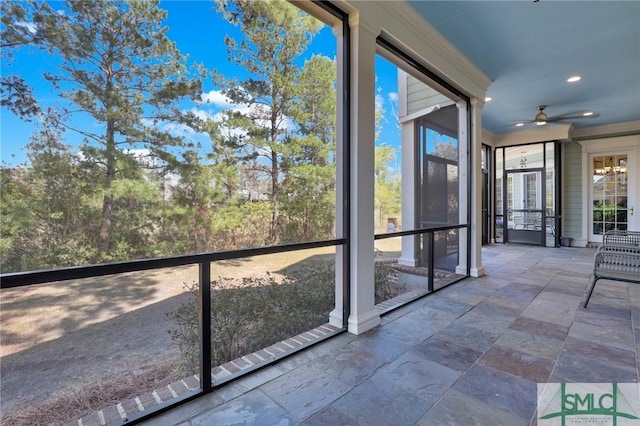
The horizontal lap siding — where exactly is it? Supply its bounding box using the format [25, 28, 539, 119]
[563, 141, 583, 239]
[407, 75, 451, 115]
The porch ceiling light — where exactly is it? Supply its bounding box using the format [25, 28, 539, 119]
[515, 122, 524, 127]
[485, 96, 492, 102]
[534, 107, 548, 125]
[567, 75, 581, 83]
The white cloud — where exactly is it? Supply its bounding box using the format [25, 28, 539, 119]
[388, 92, 398, 103]
[281, 116, 295, 131]
[163, 122, 198, 137]
[141, 116, 203, 138]
[200, 89, 233, 107]
[199, 90, 252, 119]
[219, 124, 249, 140]
[15, 21, 37, 34]
[123, 148, 160, 168]
[191, 99, 296, 141]
[189, 107, 216, 122]
[140, 118, 155, 128]
[124, 148, 152, 158]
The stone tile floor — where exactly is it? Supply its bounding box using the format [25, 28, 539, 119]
[143, 244, 640, 425]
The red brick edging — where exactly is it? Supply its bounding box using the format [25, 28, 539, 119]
[70, 323, 340, 426]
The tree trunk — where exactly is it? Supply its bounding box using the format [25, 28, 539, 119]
[98, 193, 113, 255]
[98, 117, 116, 256]
[271, 149, 280, 244]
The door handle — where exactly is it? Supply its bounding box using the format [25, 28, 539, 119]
[631, 206, 634, 215]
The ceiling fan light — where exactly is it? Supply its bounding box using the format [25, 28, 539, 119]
[534, 110, 548, 123]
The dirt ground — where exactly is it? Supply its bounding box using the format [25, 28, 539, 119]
[0, 265, 196, 417]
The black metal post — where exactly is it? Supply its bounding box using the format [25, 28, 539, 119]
[428, 232, 435, 292]
[198, 262, 212, 392]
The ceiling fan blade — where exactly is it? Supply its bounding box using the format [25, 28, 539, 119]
[547, 112, 600, 121]
[512, 106, 599, 128]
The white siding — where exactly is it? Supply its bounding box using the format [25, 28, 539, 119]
[562, 141, 583, 238]
[407, 75, 451, 115]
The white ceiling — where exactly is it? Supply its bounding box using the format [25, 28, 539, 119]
[407, 1, 640, 134]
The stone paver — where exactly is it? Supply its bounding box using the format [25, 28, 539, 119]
[452, 364, 537, 421]
[260, 366, 351, 421]
[413, 336, 482, 372]
[330, 373, 429, 425]
[509, 316, 569, 340]
[416, 389, 528, 426]
[375, 351, 460, 406]
[189, 389, 293, 425]
[432, 322, 500, 352]
[299, 405, 355, 426]
[479, 345, 555, 382]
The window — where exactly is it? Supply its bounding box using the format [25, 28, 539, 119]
[592, 154, 629, 234]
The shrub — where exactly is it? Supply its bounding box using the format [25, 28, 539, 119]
[166, 259, 404, 377]
[166, 261, 334, 377]
[374, 261, 403, 304]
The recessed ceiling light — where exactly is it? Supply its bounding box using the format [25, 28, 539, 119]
[515, 123, 524, 127]
[485, 97, 492, 102]
[583, 111, 594, 116]
[535, 121, 547, 126]
[567, 76, 581, 83]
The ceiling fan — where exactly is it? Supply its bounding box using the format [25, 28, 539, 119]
[523, 105, 599, 126]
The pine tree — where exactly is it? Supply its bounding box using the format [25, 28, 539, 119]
[283, 55, 337, 241]
[2, 0, 204, 259]
[213, 0, 323, 244]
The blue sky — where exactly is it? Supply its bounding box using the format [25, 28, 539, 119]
[0, 0, 400, 167]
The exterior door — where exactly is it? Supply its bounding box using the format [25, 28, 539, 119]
[589, 152, 637, 242]
[481, 144, 490, 245]
[482, 170, 489, 244]
[505, 169, 545, 245]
